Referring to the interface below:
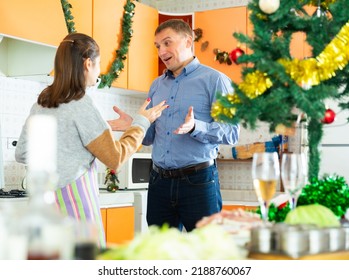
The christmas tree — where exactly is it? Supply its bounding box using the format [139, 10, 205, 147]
[212, 0, 349, 180]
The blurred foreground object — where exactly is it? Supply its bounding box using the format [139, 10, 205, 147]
[98, 224, 246, 260]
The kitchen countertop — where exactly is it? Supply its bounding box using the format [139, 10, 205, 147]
[223, 200, 259, 206]
[98, 189, 134, 208]
[0, 189, 260, 209]
[0, 189, 135, 210]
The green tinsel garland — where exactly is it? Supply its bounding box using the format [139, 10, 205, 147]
[60, 0, 138, 89]
[98, 0, 135, 89]
[258, 175, 349, 222]
[60, 0, 76, 34]
[297, 174, 349, 218]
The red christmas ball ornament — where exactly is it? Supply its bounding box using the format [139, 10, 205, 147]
[229, 47, 245, 64]
[322, 108, 336, 124]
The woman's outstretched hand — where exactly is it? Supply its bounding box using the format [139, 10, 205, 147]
[107, 98, 168, 131]
[138, 98, 168, 123]
[107, 106, 133, 131]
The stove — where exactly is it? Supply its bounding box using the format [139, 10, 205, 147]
[0, 189, 28, 198]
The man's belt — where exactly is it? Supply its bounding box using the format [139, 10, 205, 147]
[152, 160, 215, 178]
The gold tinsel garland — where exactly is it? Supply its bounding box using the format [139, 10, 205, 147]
[281, 21, 349, 87]
[238, 70, 273, 99]
[212, 19, 349, 119]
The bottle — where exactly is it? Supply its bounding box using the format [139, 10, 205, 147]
[17, 115, 75, 260]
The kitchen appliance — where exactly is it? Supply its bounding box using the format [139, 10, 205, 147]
[318, 99, 349, 183]
[117, 153, 152, 190]
[0, 125, 28, 198]
[133, 190, 148, 233]
[0, 189, 27, 198]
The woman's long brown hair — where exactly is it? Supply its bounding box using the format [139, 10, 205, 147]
[38, 33, 100, 108]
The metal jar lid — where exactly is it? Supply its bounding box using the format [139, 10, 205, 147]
[280, 228, 309, 258]
[326, 227, 346, 252]
[250, 225, 275, 254]
[308, 228, 329, 255]
[343, 225, 349, 250]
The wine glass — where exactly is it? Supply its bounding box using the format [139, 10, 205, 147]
[252, 152, 280, 222]
[281, 153, 308, 210]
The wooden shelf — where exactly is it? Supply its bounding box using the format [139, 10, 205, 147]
[249, 251, 349, 260]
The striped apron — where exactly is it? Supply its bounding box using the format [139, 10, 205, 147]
[54, 161, 106, 249]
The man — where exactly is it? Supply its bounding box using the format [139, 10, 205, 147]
[142, 19, 240, 232]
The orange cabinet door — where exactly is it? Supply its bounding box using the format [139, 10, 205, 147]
[128, 1, 159, 93]
[93, 0, 128, 89]
[100, 208, 107, 238]
[194, 7, 247, 84]
[0, 0, 67, 46]
[105, 206, 135, 245]
[68, 0, 93, 36]
[289, 5, 315, 59]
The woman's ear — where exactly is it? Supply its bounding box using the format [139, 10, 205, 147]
[84, 58, 92, 71]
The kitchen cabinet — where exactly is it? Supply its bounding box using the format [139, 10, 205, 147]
[68, 0, 93, 36]
[100, 206, 135, 245]
[127, 1, 158, 92]
[99, 191, 135, 245]
[93, 0, 127, 89]
[93, 0, 158, 92]
[0, 0, 68, 80]
[289, 6, 315, 60]
[194, 7, 247, 84]
[0, 0, 67, 47]
[246, 5, 313, 60]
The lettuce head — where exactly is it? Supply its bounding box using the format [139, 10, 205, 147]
[284, 204, 340, 227]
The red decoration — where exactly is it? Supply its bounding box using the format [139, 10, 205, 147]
[322, 108, 336, 124]
[229, 47, 245, 64]
[278, 201, 288, 210]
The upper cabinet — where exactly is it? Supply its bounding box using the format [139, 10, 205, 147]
[194, 7, 247, 84]
[93, 0, 128, 89]
[0, 0, 68, 80]
[68, 0, 93, 36]
[0, 0, 158, 91]
[127, 2, 158, 92]
[289, 6, 315, 59]
[93, 0, 158, 92]
[0, 0, 67, 47]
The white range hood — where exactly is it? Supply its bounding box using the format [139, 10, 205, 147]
[0, 34, 56, 83]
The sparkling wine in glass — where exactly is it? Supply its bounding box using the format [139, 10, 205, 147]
[252, 152, 280, 222]
[281, 153, 308, 210]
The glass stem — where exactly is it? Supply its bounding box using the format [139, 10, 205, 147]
[289, 196, 296, 210]
[261, 201, 269, 222]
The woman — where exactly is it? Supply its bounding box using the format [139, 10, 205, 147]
[15, 32, 168, 248]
